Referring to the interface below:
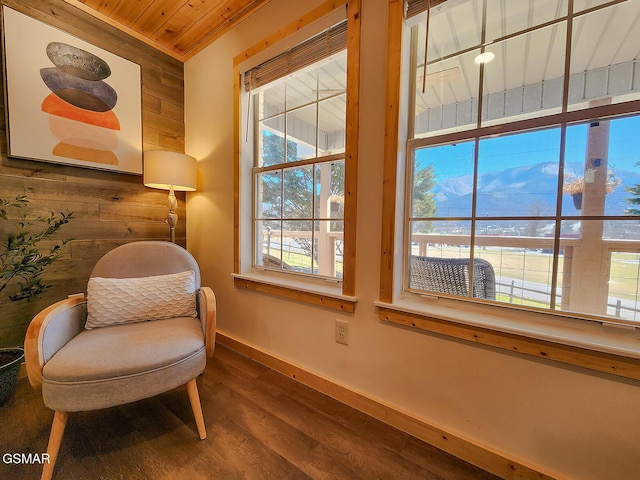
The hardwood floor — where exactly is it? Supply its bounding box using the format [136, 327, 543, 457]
[1, 345, 500, 480]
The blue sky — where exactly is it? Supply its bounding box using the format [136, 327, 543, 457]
[417, 115, 640, 180]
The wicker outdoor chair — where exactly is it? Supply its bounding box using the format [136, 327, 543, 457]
[408, 256, 496, 300]
[261, 253, 292, 270]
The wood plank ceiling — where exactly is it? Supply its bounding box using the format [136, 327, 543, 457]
[62, 0, 271, 61]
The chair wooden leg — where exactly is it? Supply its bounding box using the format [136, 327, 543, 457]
[186, 378, 207, 440]
[41, 411, 68, 480]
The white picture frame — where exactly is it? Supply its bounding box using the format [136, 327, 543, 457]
[2, 7, 142, 174]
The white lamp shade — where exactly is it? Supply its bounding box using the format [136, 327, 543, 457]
[143, 150, 197, 191]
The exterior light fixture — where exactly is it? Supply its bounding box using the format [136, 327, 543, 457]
[474, 52, 495, 64]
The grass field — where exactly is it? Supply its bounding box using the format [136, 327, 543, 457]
[420, 244, 640, 304]
[265, 246, 343, 277]
[264, 241, 640, 318]
[271, 242, 639, 301]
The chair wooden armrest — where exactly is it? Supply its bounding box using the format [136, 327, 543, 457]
[199, 287, 217, 357]
[28, 242, 213, 480]
[24, 296, 87, 389]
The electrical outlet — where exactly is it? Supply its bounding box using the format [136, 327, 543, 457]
[335, 319, 349, 345]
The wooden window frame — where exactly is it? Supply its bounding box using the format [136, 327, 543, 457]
[379, 0, 640, 381]
[233, 0, 361, 312]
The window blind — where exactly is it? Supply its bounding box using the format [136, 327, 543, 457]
[242, 20, 347, 92]
[406, 0, 448, 19]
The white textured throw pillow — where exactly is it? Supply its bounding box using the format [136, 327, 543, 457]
[86, 270, 198, 329]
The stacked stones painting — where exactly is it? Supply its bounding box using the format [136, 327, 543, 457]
[2, 7, 142, 174]
[41, 42, 120, 166]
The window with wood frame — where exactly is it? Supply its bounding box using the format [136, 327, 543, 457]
[394, 0, 640, 325]
[248, 25, 347, 280]
[377, 0, 640, 381]
[233, 1, 360, 311]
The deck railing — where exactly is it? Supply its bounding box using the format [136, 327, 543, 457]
[260, 230, 640, 322]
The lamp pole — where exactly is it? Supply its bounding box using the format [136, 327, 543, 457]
[167, 185, 178, 243]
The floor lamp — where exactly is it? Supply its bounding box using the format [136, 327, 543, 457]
[143, 150, 197, 243]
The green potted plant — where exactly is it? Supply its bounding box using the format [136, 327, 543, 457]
[0, 192, 73, 405]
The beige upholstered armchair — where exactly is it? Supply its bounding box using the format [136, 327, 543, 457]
[24, 241, 216, 480]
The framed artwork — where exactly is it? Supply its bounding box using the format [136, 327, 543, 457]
[1, 7, 142, 174]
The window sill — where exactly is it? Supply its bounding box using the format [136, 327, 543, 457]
[233, 271, 358, 313]
[375, 294, 640, 381]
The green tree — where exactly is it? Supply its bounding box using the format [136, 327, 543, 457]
[625, 162, 640, 216]
[260, 133, 312, 220]
[411, 164, 438, 233]
[259, 133, 346, 271]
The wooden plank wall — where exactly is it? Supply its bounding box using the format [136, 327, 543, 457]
[0, 0, 186, 347]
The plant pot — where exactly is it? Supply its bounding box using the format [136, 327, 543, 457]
[572, 193, 582, 210]
[0, 347, 25, 406]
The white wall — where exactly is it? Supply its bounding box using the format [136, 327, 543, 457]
[185, 1, 640, 479]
